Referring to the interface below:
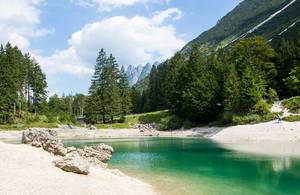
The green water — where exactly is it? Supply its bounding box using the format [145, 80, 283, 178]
[64, 138, 300, 195]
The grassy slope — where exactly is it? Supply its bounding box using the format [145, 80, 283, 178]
[95, 110, 171, 129]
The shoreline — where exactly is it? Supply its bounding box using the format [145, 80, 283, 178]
[0, 141, 155, 195]
[1, 120, 300, 142]
[1, 121, 300, 158]
[0, 120, 300, 194]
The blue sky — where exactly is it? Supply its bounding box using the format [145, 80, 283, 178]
[0, 0, 241, 96]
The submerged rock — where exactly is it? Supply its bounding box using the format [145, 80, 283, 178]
[54, 152, 89, 175]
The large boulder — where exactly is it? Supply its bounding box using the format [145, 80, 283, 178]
[54, 152, 89, 175]
[22, 128, 67, 156]
[76, 143, 114, 166]
[22, 128, 114, 175]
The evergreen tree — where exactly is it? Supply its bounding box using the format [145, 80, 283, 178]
[131, 87, 142, 113]
[147, 65, 159, 111]
[103, 54, 121, 122]
[87, 49, 108, 123]
[178, 46, 220, 122]
[119, 66, 132, 116]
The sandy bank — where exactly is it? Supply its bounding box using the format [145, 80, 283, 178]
[212, 120, 300, 142]
[0, 142, 155, 195]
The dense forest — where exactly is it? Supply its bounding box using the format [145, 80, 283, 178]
[1, 31, 299, 129]
[0, 43, 47, 124]
[132, 33, 300, 127]
[0, 43, 88, 125]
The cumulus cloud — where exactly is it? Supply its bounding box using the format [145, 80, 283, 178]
[39, 8, 185, 78]
[0, 0, 53, 49]
[71, 0, 170, 12]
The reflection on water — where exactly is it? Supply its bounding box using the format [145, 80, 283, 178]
[64, 138, 300, 195]
[272, 157, 291, 172]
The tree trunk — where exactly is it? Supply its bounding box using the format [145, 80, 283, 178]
[111, 115, 114, 123]
[102, 114, 106, 124]
[27, 84, 30, 111]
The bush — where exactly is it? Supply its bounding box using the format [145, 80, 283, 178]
[232, 113, 275, 125]
[219, 111, 234, 124]
[283, 97, 300, 114]
[159, 115, 183, 130]
[118, 116, 126, 123]
[252, 100, 270, 115]
[23, 113, 40, 124]
[283, 115, 300, 122]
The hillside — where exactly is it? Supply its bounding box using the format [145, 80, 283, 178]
[182, 0, 300, 53]
[135, 0, 300, 91]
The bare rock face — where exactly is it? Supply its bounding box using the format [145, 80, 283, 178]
[22, 129, 67, 156]
[54, 152, 89, 175]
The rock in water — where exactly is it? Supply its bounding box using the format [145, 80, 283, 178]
[54, 152, 89, 175]
[76, 143, 114, 166]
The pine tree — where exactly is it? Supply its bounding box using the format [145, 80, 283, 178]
[147, 65, 159, 111]
[88, 48, 108, 123]
[105, 54, 121, 123]
[119, 66, 132, 116]
[178, 46, 220, 122]
[29, 58, 47, 113]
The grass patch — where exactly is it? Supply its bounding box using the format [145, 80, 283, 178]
[283, 115, 300, 122]
[95, 123, 132, 129]
[0, 122, 59, 131]
[283, 96, 300, 114]
[93, 110, 189, 130]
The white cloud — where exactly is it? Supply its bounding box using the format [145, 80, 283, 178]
[39, 8, 185, 78]
[71, 0, 170, 12]
[0, 0, 52, 49]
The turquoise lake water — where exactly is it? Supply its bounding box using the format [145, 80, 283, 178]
[64, 138, 300, 195]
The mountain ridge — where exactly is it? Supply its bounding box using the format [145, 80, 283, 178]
[182, 0, 300, 53]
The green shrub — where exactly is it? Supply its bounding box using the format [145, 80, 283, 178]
[283, 115, 300, 122]
[38, 115, 49, 123]
[283, 97, 300, 114]
[118, 116, 126, 123]
[232, 113, 275, 125]
[219, 111, 234, 124]
[252, 100, 270, 115]
[160, 115, 183, 130]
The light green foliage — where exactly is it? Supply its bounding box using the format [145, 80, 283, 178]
[283, 96, 300, 114]
[283, 115, 300, 122]
[224, 37, 276, 114]
[232, 113, 275, 125]
[284, 67, 300, 96]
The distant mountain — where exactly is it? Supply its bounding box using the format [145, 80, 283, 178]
[126, 63, 153, 86]
[182, 0, 300, 53]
